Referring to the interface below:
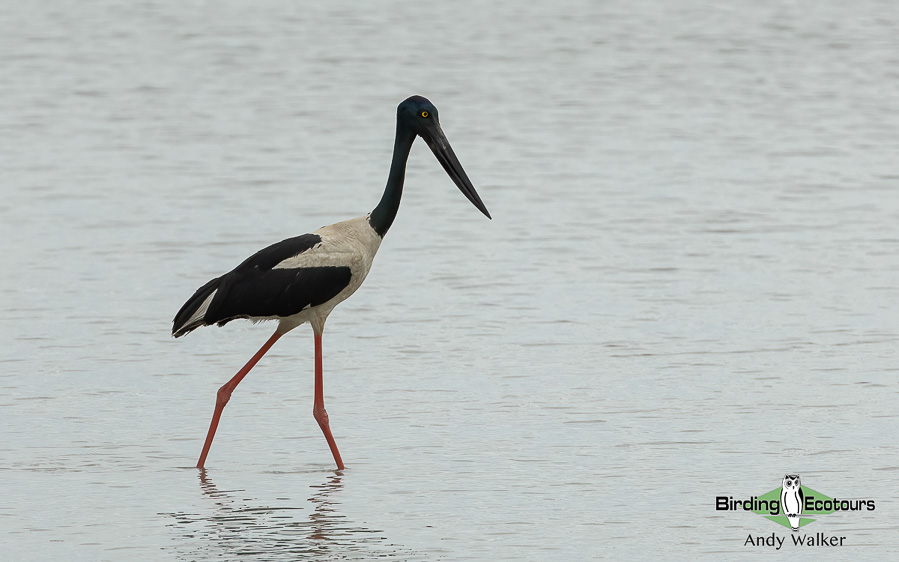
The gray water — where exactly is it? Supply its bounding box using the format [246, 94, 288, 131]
[2, 0, 897, 559]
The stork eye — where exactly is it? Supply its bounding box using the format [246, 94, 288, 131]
[420, 110, 429, 118]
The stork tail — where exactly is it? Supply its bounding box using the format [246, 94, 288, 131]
[173, 277, 221, 337]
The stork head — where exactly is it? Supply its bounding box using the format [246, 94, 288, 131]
[397, 96, 491, 219]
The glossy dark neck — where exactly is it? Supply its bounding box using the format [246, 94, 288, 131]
[369, 122, 416, 237]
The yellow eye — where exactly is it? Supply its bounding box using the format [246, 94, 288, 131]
[421, 110, 429, 118]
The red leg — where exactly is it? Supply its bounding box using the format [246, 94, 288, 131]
[313, 333, 344, 470]
[196, 330, 283, 468]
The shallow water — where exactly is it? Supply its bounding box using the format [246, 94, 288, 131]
[1, 0, 898, 559]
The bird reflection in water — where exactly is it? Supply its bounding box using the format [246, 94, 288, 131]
[162, 470, 413, 560]
[305, 473, 342, 542]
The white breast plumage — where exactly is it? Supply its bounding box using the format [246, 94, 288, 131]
[273, 215, 382, 332]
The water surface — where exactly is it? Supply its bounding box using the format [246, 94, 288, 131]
[1, 0, 897, 559]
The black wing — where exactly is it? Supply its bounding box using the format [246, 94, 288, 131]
[173, 234, 352, 337]
[229, 233, 323, 272]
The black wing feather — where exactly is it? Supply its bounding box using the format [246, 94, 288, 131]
[205, 266, 351, 326]
[172, 233, 352, 337]
[231, 233, 323, 271]
[172, 275, 223, 337]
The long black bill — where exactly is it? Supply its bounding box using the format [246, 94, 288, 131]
[424, 124, 491, 219]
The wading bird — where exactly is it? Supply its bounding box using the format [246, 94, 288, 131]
[172, 96, 491, 470]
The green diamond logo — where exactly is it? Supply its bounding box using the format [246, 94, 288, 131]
[752, 485, 837, 529]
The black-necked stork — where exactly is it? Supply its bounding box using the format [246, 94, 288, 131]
[172, 96, 490, 470]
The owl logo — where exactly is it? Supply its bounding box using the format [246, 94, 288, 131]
[780, 474, 803, 531]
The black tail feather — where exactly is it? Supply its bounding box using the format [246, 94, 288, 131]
[172, 276, 222, 338]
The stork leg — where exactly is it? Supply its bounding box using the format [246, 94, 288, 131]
[313, 333, 345, 470]
[196, 330, 283, 468]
